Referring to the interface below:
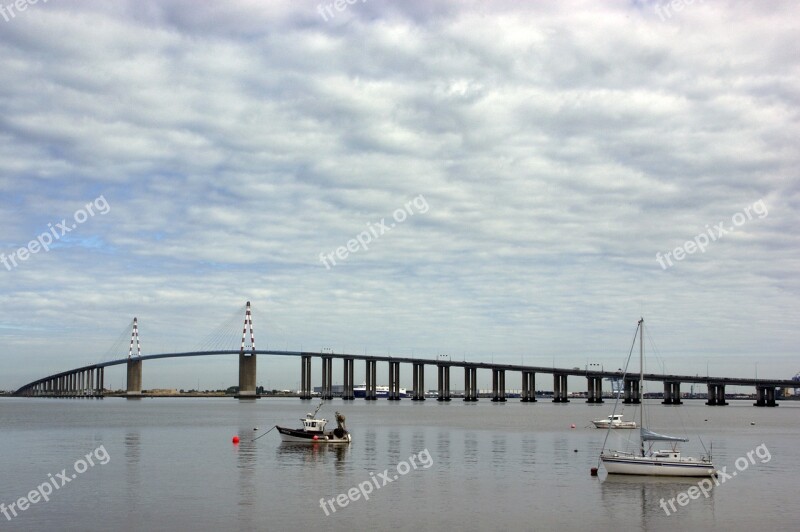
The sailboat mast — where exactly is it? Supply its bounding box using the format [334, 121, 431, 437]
[639, 317, 645, 456]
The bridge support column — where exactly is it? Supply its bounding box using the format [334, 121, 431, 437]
[586, 376, 604, 403]
[237, 352, 257, 399]
[521, 371, 536, 402]
[754, 386, 778, 407]
[127, 358, 142, 397]
[464, 367, 478, 401]
[492, 369, 507, 402]
[412, 363, 425, 401]
[623, 377, 640, 404]
[437, 365, 451, 401]
[300, 356, 312, 399]
[553, 374, 569, 402]
[387, 361, 401, 400]
[365, 359, 377, 400]
[97, 368, 104, 398]
[320, 356, 333, 400]
[662, 382, 682, 405]
[342, 358, 355, 400]
[706, 383, 728, 406]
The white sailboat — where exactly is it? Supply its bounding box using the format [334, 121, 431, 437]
[599, 318, 716, 477]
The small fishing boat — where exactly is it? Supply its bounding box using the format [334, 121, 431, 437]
[276, 403, 351, 444]
[592, 414, 638, 429]
[599, 319, 715, 477]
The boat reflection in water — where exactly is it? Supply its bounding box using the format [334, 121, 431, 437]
[600, 474, 717, 526]
[276, 441, 349, 464]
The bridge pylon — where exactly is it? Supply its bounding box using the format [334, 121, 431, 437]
[126, 317, 143, 397]
[236, 301, 258, 399]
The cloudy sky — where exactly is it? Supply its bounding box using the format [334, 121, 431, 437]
[1, 0, 798, 392]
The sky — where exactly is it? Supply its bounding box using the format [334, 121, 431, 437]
[0, 0, 798, 393]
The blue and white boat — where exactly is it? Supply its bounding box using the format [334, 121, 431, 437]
[353, 383, 408, 398]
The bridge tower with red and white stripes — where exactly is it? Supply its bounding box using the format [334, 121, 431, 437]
[126, 317, 143, 397]
[237, 301, 258, 399]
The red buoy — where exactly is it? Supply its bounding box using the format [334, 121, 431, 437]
[313, 435, 319, 440]
[570, 424, 576, 429]
[232, 435, 240, 444]
[590, 467, 598, 477]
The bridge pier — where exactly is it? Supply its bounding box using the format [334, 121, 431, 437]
[96, 367, 104, 398]
[300, 356, 312, 399]
[412, 363, 426, 400]
[237, 352, 257, 399]
[320, 356, 333, 400]
[492, 369, 507, 402]
[464, 367, 478, 401]
[553, 374, 569, 402]
[342, 358, 355, 400]
[521, 371, 536, 402]
[127, 358, 143, 397]
[387, 361, 401, 400]
[364, 359, 377, 400]
[706, 383, 728, 406]
[623, 377, 640, 404]
[754, 385, 778, 407]
[662, 381, 682, 405]
[586, 376, 604, 403]
[437, 364, 451, 401]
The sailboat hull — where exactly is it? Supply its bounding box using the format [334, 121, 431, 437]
[601, 454, 716, 477]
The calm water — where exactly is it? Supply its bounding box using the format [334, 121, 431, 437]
[0, 397, 797, 531]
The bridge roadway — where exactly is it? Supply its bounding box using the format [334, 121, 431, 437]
[13, 349, 797, 406]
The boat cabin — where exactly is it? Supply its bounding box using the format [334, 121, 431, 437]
[302, 414, 327, 433]
[653, 451, 681, 459]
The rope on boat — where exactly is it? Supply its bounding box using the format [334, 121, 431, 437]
[253, 425, 277, 442]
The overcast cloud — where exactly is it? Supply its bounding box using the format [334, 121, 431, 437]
[1, 0, 798, 391]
